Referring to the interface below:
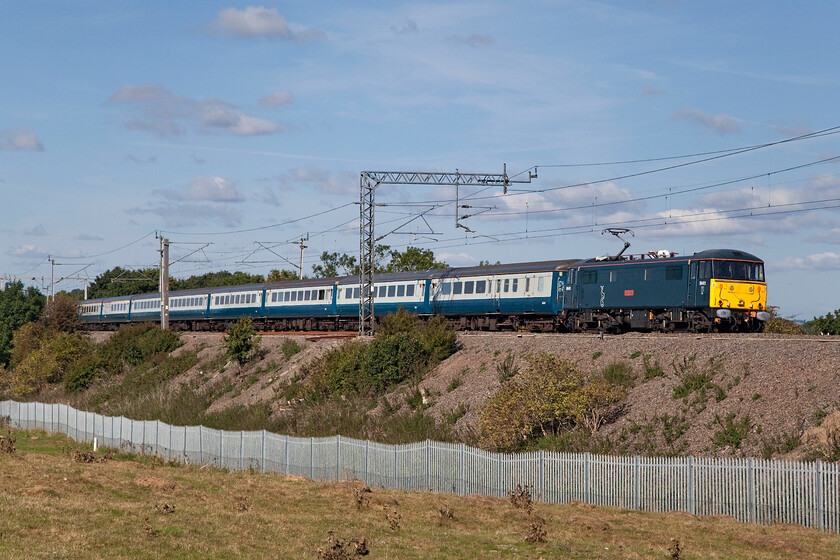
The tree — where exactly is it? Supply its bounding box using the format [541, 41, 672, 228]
[88, 267, 159, 298]
[225, 317, 261, 365]
[266, 269, 300, 282]
[312, 245, 447, 278]
[383, 246, 447, 273]
[0, 282, 46, 366]
[807, 308, 840, 335]
[172, 271, 264, 290]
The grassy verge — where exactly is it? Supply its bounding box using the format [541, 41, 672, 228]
[0, 429, 838, 559]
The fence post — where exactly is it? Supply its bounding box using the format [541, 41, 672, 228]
[155, 420, 160, 458]
[459, 443, 465, 496]
[284, 435, 289, 476]
[199, 426, 203, 465]
[425, 440, 430, 491]
[393, 444, 398, 490]
[497, 452, 503, 498]
[688, 456, 696, 516]
[310, 437, 315, 480]
[539, 450, 544, 501]
[184, 426, 188, 463]
[584, 452, 591, 504]
[220, 430, 224, 469]
[239, 430, 244, 472]
[261, 430, 266, 474]
[633, 455, 641, 510]
[747, 458, 756, 524]
[336, 435, 341, 482]
[364, 440, 369, 485]
[815, 461, 824, 531]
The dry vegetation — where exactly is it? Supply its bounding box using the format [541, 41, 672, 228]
[2, 429, 840, 559]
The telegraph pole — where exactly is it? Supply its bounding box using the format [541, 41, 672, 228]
[298, 235, 308, 278]
[49, 256, 55, 302]
[158, 235, 170, 330]
[358, 165, 537, 336]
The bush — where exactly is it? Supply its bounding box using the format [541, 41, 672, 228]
[764, 306, 806, 334]
[601, 361, 635, 388]
[281, 339, 303, 360]
[304, 309, 457, 400]
[2, 330, 93, 396]
[225, 317, 261, 365]
[100, 323, 181, 371]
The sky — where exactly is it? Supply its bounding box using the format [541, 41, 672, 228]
[1, 1, 839, 319]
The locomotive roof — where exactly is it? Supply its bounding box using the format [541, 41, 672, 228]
[574, 248, 763, 267]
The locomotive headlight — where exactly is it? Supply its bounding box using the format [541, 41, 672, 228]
[756, 311, 771, 321]
[716, 309, 732, 319]
[738, 299, 744, 307]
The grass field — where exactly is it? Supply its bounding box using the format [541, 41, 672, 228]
[1, 429, 839, 559]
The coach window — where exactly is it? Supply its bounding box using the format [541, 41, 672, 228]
[476, 280, 486, 293]
[496, 279, 502, 293]
[406, 285, 415, 297]
[397, 285, 405, 297]
[383, 285, 392, 297]
[512, 278, 518, 292]
[537, 277, 545, 292]
[345, 288, 352, 300]
[504, 279, 509, 292]
[289, 291, 295, 302]
[440, 282, 451, 295]
[453, 282, 462, 295]
[464, 281, 474, 294]
[353, 287, 360, 299]
[525, 278, 531, 292]
[302, 291, 309, 301]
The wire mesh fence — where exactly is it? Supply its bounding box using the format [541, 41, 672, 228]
[2, 399, 837, 533]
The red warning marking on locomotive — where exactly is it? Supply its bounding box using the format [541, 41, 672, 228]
[624, 289, 634, 296]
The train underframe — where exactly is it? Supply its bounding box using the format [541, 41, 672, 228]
[83, 307, 764, 334]
[562, 307, 764, 334]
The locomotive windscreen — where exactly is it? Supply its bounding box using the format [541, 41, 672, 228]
[698, 260, 764, 281]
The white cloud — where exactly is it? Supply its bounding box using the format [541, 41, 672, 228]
[209, 6, 324, 41]
[22, 224, 47, 236]
[289, 165, 354, 195]
[110, 84, 288, 137]
[8, 244, 48, 259]
[776, 252, 840, 270]
[670, 107, 741, 134]
[642, 86, 666, 96]
[437, 251, 474, 266]
[156, 176, 244, 202]
[260, 91, 294, 108]
[125, 154, 157, 165]
[134, 203, 242, 228]
[0, 126, 44, 151]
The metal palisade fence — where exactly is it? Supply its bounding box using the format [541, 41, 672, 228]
[3, 400, 838, 533]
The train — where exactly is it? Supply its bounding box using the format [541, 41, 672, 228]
[78, 248, 769, 334]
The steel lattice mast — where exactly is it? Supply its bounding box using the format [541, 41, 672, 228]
[358, 165, 536, 336]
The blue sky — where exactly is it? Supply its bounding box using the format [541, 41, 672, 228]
[1, 1, 839, 319]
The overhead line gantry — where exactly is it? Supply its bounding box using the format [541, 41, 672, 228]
[358, 165, 537, 336]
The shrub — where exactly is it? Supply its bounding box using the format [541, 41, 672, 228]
[304, 309, 457, 400]
[711, 413, 751, 451]
[764, 306, 806, 335]
[225, 317, 261, 365]
[281, 339, 303, 360]
[100, 323, 181, 372]
[601, 361, 635, 388]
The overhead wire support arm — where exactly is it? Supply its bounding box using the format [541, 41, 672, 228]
[358, 164, 536, 337]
